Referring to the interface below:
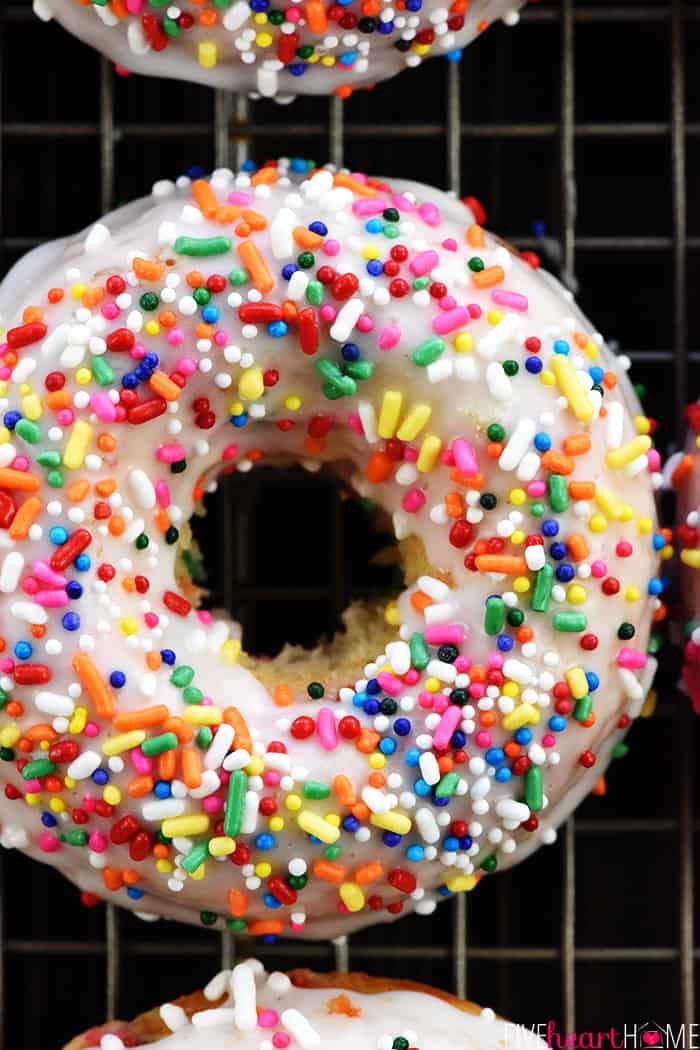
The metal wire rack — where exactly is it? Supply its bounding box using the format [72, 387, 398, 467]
[0, 1, 699, 1046]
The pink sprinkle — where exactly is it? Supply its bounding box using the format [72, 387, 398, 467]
[33, 561, 66, 588]
[439, 295, 457, 311]
[487, 652, 504, 669]
[38, 832, 61, 853]
[542, 733, 556, 748]
[452, 438, 478, 477]
[13, 456, 29, 472]
[0, 658, 12, 673]
[347, 413, 364, 436]
[203, 795, 222, 814]
[378, 324, 401, 350]
[21, 577, 38, 595]
[590, 560, 607, 578]
[527, 480, 546, 497]
[432, 306, 470, 335]
[376, 672, 403, 697]
[616, 647, 647, 670]
[392, 193, 415, 213]
[197, 610, 213, 624]
[144, 612, 159, 629]
[130, 747, 152, 775]
[272, 1035, 291, 1048]
[155, 480, 170, 508]
[404, 446, 419, 463]
[352, 199, 384, 217]
[177, 357, 196, 376]
[263, 770, 281, 787]
[317, 706, 338, 750]
[424, 624, 465, 646]
[322, 239, 340, 256]
[214, 330, 227, 347]
[222, 443, 238, 461]
[286, 7, 301, 20]
[647, 448, 661, 471]
[441, 448, 455, 466]
[34, 590, 69, 608]
[319, 305, 336, 323]
[475, 730, 491, 748]
[228, 191, 251, 206]
[167, 329, 184, 346]
[126, 0, 144, 12]
[56, 408, 74, 426]
[442, 238, 458, 251]
[468, 303, 482, 319]
[418, 201, 441, 227]
[357, 314, 373, 333]
[85, 723, 99, 738]
[469, 683, 486, 699]
[258, 1010, 279, 1029]
[409, 249, 439, 277]
[491, 290, 529, 311]
[91, 393, 118, 423]
[0, 368, 10, 381]
[455, 656, 471, 672]
[24, 779, 42, 793]
[132, 343, 146, 361]
[402, 488, 426, 513]
[433, 705, 462, 750]
[89, 831, 108, 853]
[432, 695, 449, 714]
[418, 692, 434, 709]
[404, 668, 420, 686]
[102, 303, 119, 320]
[157, 444, 186, 463]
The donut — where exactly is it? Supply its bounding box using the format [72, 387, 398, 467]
[63, 961, 548, 1049]
[0, 159, 663, 940]
[33, 0, 526, 101]
[669, 403, 700, 712]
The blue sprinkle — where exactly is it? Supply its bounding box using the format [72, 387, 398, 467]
[242, 160, 256, 172]
[187, 165, 207, 179]
[3, 411, 20, 430]
[14, 641, 32, 660]
[542, 519, 559, 537]
[144, 353, 159, 369]
[514, 728, 532, 745]
[41, 812, 57, 828]
[342, 815, 359, 832]
[49, 526, 68, 546]
[121, 373, 139, 389]
[341, 343, 361, 361]
[231, 413, 249, 428]
[338, 52, 356, 66]
[433, 795, 450, 807]
[281, 264, 298, 280]
[532, 219, 546, 237]
[589, 366, 604, 384]
[127, 887, 144, 900]
[366, 259, 384, 276]
[497, 634, 513, 652]
[550, 542, 567, 560]
[382, 831, 402, 846]
[264, 893, 282, 909]
[62, 612, 80, 632]
[352, 691, 368, 708]
[648, 578, 663, 595]
[406, 844, 424, 861]
[308, 221, 328, 236]
[256, 833, 275, 850]
[451, 731, 466, 749]
[365, 219, 383, 234]
[110, 671, 126, 689]
[446, 48, 463, 61]
[553, 339, 570, 355]
[459, 835, 473, 850]
[443, 836, 459, 851]
[366, 678, 380, 695]
[405, 749, 420, 767]
[160, 649, 176, 665]
[393, 718, 411, 736]
[378, 20, 394, 33]
[66, 580, 83, 599]
[288, 63, 308, 76]
[549, 715, 566, 732]
[485, 747, 505, 766]
[202, 306, 219, 324]
[495, 767, 512, 782]
[379, 737, 396, 755]
[414, 778, 431, 796]
[525, 355, 543, 374]
[363, 698, 380, 716]
[92, 769, 108, 786]
[653, 533, 666, 551]
[74, 554, 90, 572]
[534, 432, 551, 452]
[290, 158, 308, 172]
[555, 563, 575, 582]
[154, 780, 171, 799]
[586, 671, 600, 692]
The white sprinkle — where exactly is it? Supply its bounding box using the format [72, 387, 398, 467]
[257, 67, 278, 98]
[502, 659, 532, 684]
[85, 223, 111, 254]
[222, 749, 252, 772]
[423, 601, 456, 624]
[35, 691, 74, 717]
[205, 722, 235, 771]
[517, 451, 541, 482]
[127, 468, 156, 510]
[476, 313, 519, 359]
[192, 1008, 236, 1028]
[204, 969, 231, 1000]
[499, 418, 536, 472]
[0, 552, 24, 593]
[270, 208, 296, 259]
[605, 400, 624, 449]
[281, 1009, 321, 1049]
[618, 667, 643, 702]
[141, 799, 185, 822]
[190, 770, 221, 800]
[241, 790, 259, 834]
[232, 962, 258, 1032]
[486, 361, 512, 401]
[419, 752, 440, 786]
[11, 601, 48, 626]
[330, 298, 364, 342]
[358, 401, 378, 443]
[416, 805, 441, 843]
[496, 799, 530, 823]
[160, 1004, 188, 1032]
[525, 544, 546, 572]
[223, 0, 250, 30]
[67, 750, 101, 781]
[386, 641, 411, 676]
[417, 575, 449, 601]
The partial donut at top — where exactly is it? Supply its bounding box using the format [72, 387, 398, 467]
[33, 0, 526, 100]
[0, 159, 662, 941]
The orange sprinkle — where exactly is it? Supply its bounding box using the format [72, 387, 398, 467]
[355, 729, 380, 754]
[541, 449, 575, 475]
[410, 590, 434, 614]
[46, 390, 71, 411]
[672, 453, 695, 488]
[450, 467, 485, 488]
[146, 651, 162, 672]
[592, 776, 607, 797]
[474, 554, 527, 574]
[242, 210, 267, 231]
[66, 479, 90, 503]
[247, 920, 284, 936]
[72, 653, 115, 718]
[562, 432, 591, 456]
[332, 774, 356, 807]
[182, 748, 203, 790]
[133, 257, 165, 282]
[471, 265, 504, 289]
[95, 479, 117, 497]
[163, 716, 193, 744]
[9, 496, 41, 539]
[351, 801, 371, 822]
[47, 288, 64, 304]
[238, 240, 274, 294]
[566, 533, 589, 562]
[312, 859, 346, 883]
[152, 843, 170, 860]
[273, 684, 293, 707]
[82, 287, 104, 310]
[365, 450, 393, 484]
[437, 755, 453, 774]
[503, 740, 520, 759]
[444, 491, 465, 518]
[333, 172, 376, 198]
[149, 371, 182, 402]
[479, 710, 497, 727]
[122, 868, 141, 886]
[108, 515, 125, 536]
[353, 862, 384, 885]
[113, 704, 169, 731]
[466, 224, 485, 248]
[0, 469, 40, 493]
[158, 749, 177, 781]
[127, 775, 154, 799]
[228, 888, 250, 918]
[305, 0, 328, 31]
[293, 226, 325, 250]
[192, 178, 219, 219]
[22, 306, 44, 324]
[223, 706, 252, 753]
[568, 480, 596, 501]
[250, 167, 279, 187]
[103, 867, 123, 892]
[215, 204, 242, 224]
[326, 995, 362, 1019]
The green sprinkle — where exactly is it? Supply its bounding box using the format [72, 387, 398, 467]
[288, 873, 308, 889]
[468, 257, 485, 272]
[307, 681, 324, 699]
[174, 236, 232, 257]
[344, 360, 373, 381]
[548, 474, 568, 513]
[224, 770, 247, 837]
[91, 355, 115, 387]
[435, 771, 460, 799]
[170, 666, 195, 688]
[411, 336, 445, 367]
[324, 845, 341, 860]
[306, 280, 324, 306]
[412, 276, 430, 290]
[530, 500, 546, 518]
[573, 695, 593, 722]
[552, 611, 587, 632]
[228, 268, 248, 286]
[484, 596, 505, 636]
[487, 423, 505, 442]
[141, 732, 178, 757]
[37, 450, 61, 468]
[502, 360, 519, 377]
[0, 747, 14, 761]
[200, 911, 218, 927]
[297, 44, 314, 59]
[507, 608, 524, 628]
[15, 419, 41, 444]
[22, 758, 56, 780]
[524, 765, 543, 812]
[140, 292, 160, 311]
[303, 781, 330, 800]
[182, 840, 210, 874]
[163, 17, 182, 37]
[227, 918, 248, 932]
[409, 632, 430, 670]
[183, 686, 203, 704]
[47, 469, 64, 488]
[612, 742, 629, 759]
[481, 854, 497, 872]
[193, 287, 211, 307]
[383, 223, 400, 239]
[531, 563, 554, 613]
[315, 359, 356, 400]
[65, 830, 89, 847]
[196, 727, 213, 749]
[297, 251, 315, 269]
[135, 533, 149, 550]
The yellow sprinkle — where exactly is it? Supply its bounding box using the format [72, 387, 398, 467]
[384, 600, 400, 626]
[189, 863, 206, 881]
[103, 785, 121, 806]
[285, 395, 302, 411]
[325, 812, 341, 828]
[156, 859, 173, 874]
[229, 401, 244, 416]
[584, 340, 599, 359]
[625, 586, 640, 602]
[502, 702, 540, 731]
[69, 706, 87, 734]
[509, 488, 526, 505]
[162, 815, 211, 838]
[660, 545, 674, 562]
[71, 283, 87, 301]
[39, 739, 50, 751]
[297, 810, 340, 844]
[368, 753, 386, 769]
[245, 755, 264, 776]
[377, 390, 403, 439]
[680, 549, 700, 568]
[411, 42, 430, 55]
[566, 584, 587, 605]
[102, 730, 146, 756]
[641, 689, 657, 719]
[550, 353, 594, 422]
[49, 797, 66, 813]
[634, 415, 651, 435]
[446, 873, 477, 893]
[25, 793, 41, 806]
[502, 681, 519, 698]
[120, 617, 139, 636]
[589, 513, 608, 533]
[268, 816, 284, 832]
[238, 367, 265, 401]
[454, 332, 474, 353]
[362, 246, 380, 260]
[255, 31, 272, 45]
[424, 676, 441, 692]
[308, 52, 320, 63]
[417, 434, 442, 472]
[511, 530, 525, 545]
[62, 420, 92, 470]
[221, 638, 242, 664]
[0, 725, 20, 748]
[339, 882, 365, 912]
[285, 793, 302, 811]
[209, 836, 236, 856]
[595, 487, 623, 520]
[19, 384, 30, 396]
[487, 309, 503, 325]
[198, 40, 218, 68]
[321, 54, 335, 66]
[255, 861, 272, 878]
[145, 321, 160, 337]
[63, 776, 76, 789]
[565, 667, 589, 700]
[75, 369, 92, 386]
[637, 517, 653, 534]
[514, 576, 530, 594]
[369, 810, 412, 835]
[22, 393, 42, 420]
[605, 435, 651, 470]
[618, 504, 634, 523]
[0, 428, 10, 445]
[396, 403, 432, 441]
[183, 706, 223, 726]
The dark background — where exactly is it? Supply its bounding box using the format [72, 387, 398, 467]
[1, 1, 700, 1047]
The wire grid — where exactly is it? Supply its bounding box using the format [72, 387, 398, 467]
[0, 1, 699, 1046]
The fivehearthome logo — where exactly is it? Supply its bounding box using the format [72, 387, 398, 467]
[504, 1019, 699, 1049]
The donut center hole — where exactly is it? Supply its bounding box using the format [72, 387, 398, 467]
[186, 465, 415, 690]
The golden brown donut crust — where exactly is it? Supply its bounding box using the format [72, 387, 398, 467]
[64, 969, 482, 1048]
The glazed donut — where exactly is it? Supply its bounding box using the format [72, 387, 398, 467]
[33, 0, 526, 101]
[0, 160, 662, 941]
[670, 404, 700, 712]
[64, 961, 548, 1049]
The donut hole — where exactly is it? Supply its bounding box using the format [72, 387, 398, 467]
[186, 464, 434, 692]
